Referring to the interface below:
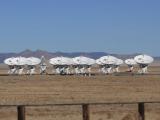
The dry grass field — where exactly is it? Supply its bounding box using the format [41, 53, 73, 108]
[0, 64, 160, 120]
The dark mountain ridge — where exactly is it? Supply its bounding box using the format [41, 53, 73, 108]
[0, 49, 159, 63]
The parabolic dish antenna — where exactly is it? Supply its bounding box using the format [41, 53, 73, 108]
[96, 59, 104, 65]
[4, 57, 27, 66]
[115, 59, 124, 65]
[134, 54, 154, 64]
[73, 56, 86, 65]
[4, 57, 15, 65]
[100, 56, 117, 65]
[59, 57, 74, 65]
[40, 56, 46, 64]
[73, 56, 95, 65]
[14, 57, 27, 66]
[73, 56, 88, 65]
[62, 57, 75, 65]
[87, 58, 96, 65]
[125, 59, 137, 65]
[26, 57, 41, 66]
[49, 57, 72, 65]
[49, 57, 60, 65]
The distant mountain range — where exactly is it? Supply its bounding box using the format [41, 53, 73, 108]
[0, 49, 160, 63]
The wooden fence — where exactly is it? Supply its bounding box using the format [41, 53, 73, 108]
[0, 102, 152, 120]
[0, 78, 160, 120]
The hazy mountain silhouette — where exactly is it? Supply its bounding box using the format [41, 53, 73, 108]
[0, 49, 159, 63]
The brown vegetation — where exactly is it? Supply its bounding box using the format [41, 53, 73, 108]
[0, 66, 160, 120]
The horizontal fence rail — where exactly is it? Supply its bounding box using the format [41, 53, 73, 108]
[1, 102, 157, 120]
[1, 79, 160, 120]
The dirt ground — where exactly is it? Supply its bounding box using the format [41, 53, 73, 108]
[0, 65, 160, 120]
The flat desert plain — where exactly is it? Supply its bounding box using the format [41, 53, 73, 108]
[0, 64, 160, 120]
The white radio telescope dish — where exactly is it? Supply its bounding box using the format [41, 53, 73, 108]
[60, 57, 74, 65]
[4, 57, 27, 75]
[72, 56, 95, 76]
[97, 56, 118, 74]
[96, 58, 104, 65]
[14, 57, 27, 66]
[26, 57, 41, 66]
[115, 59, 123, 65]
[49, 57, 61, 65]
[134, 54, 154, 74]
[73, 56, 95, 65]
[125, 59, 137, 65]
[25, 57, 41, 75]
[125, 58, 137, 72]
[4, 57, 15, 65]
[134, 54, 154, 64]
[112, 58, 123, 73]
[49, 57, 74, 65]
[99, 55, 117, 65]
[49, 57, 75, 75]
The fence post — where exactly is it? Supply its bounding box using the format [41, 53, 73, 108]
[82, 104, 90, 120]
[138, 103, 145, 120]
[17, 106, 25, 120]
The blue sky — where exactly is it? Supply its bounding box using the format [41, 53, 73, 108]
[0, 0, 159, 56]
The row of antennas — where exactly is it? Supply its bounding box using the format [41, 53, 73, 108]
[4, 54, 154, 75]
